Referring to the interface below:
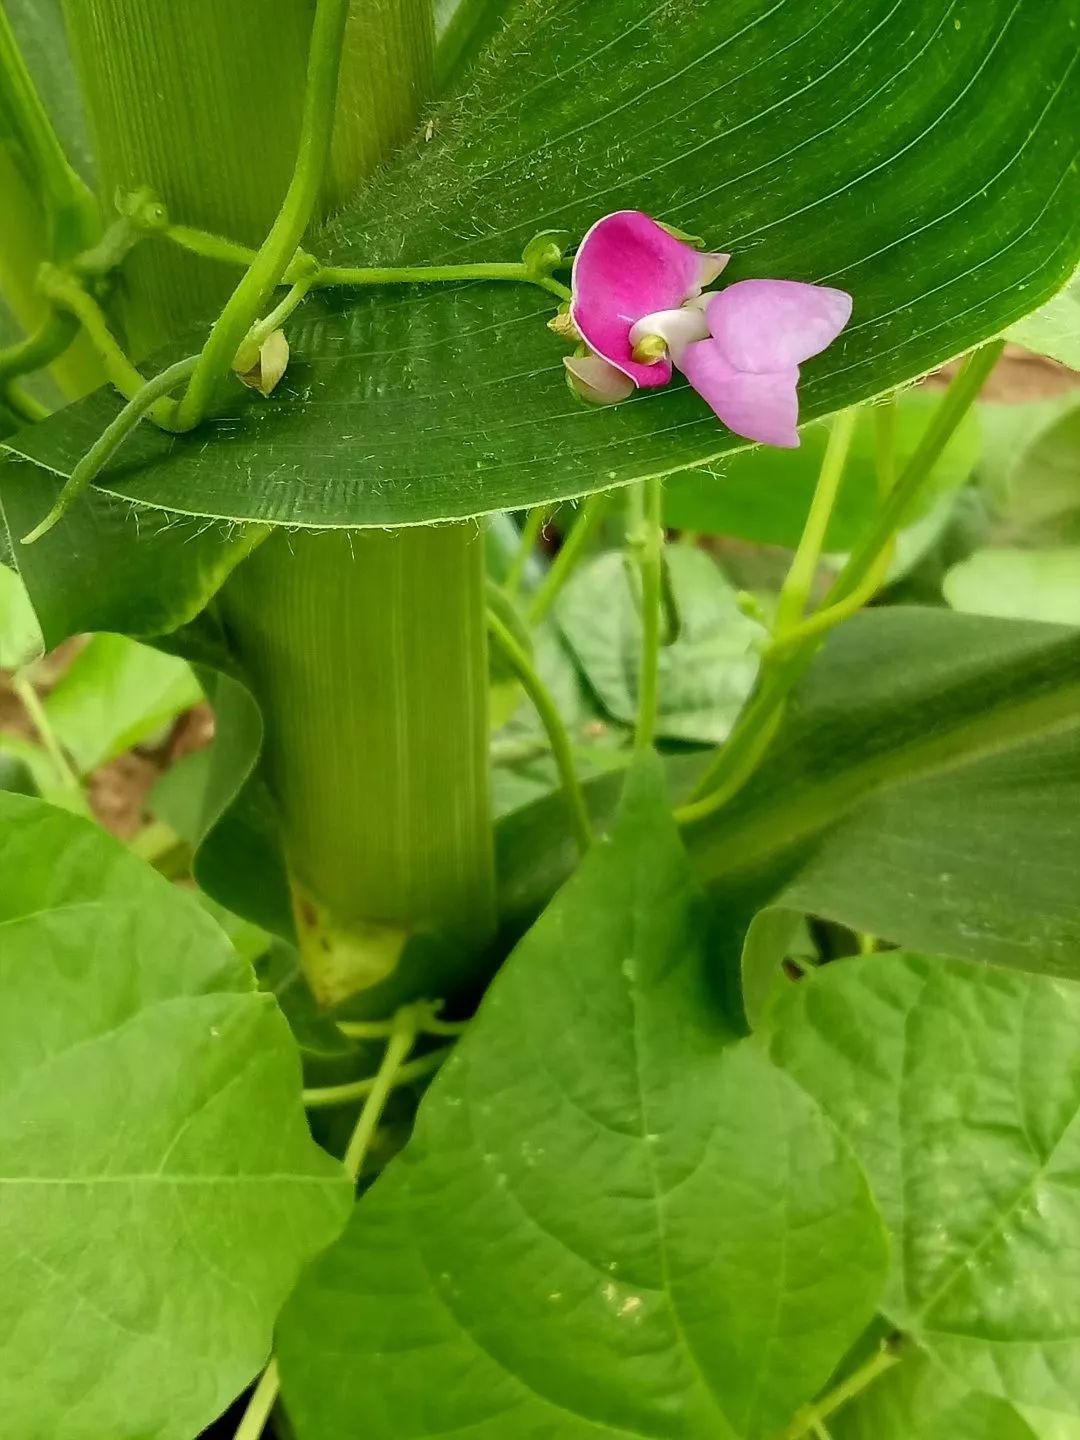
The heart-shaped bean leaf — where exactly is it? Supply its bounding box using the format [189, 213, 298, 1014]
[277, 760, 887, 1440]
[0, 793, 351, 1440]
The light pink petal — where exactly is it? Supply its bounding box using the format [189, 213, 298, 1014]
[681, 340, 801, 448]
[570, 211, 709, 388]
[703, 280, 852, 374]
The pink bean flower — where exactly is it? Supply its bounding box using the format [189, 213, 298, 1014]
[566, 210, 852, 448]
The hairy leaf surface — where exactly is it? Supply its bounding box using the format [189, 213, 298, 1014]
[3, 0, 1079, 530]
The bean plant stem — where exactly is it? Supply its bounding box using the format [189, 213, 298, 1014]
[874, 392, 898, 496]
[21, 356, 197, 544]
[504, 507, 549, 596]
[774, 408, 857, 633]
[0, 308, 78, 391]
[632, 477, 664, 753]
[342, 1007, 424, 1179]
[10, 672, 81, 792]
[827, 342, 1003, 608]
[781, 1346, 901, 1438]
[173, 0, 351, 430]
[677, 343, 998, 826]
[36, 264, 181, 426]
[231, 1359, 280, 1440]
[487, 607, 593, 853]
[303, 1047, 451, 1110]
[528, 492, 611, 625]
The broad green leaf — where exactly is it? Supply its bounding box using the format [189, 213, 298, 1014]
[692, 608, 1080, 979]
[0, 793, 351, 1440]
[5, 0, 1079, 530]
[664, 393, 979, 549]
[1006, 270, 1080, 369]
[979, 395, 1080, 543]
[556, 547, 764, 744]
[277, 761, 887, 1440]
[498, 609, 1080, 979]
[944, 546, 1080, 625]
[42, 631, 202, 773]
[773, 952, 1080, 1419]
[835, 1350, 1040, 1440]
[0, 556, 42, 666]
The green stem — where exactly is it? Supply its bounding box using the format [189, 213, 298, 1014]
[10, 672, 82, 793]
[342, 1006, 424, 1178]
[528, 492, 611, 625]
[782, 1346, 901, 1438]
[3, 383, 50, 427]
[774, 408, 857, 634]
[0, 308, 79, 389]
[157, 221, 572, 301]
[487, 607, 592, 854]
[630, 478, 664, 753]
[674, 663, 797, 825]
[676, 349, 998, 826]
[36, 264, 182, 425]
[338, 1006, 469, 1040]
[504, 507, 549, 597]
[172, 0, 350, 430]
[827, 343, 1002, 608]
[231, 1359, 280, 1440]
[303, 1046, 451, 1111]
[874, 392, 898, 497]
[21, 356, 197, 545]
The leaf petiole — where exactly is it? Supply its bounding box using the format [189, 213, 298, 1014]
[20, 355, 197, 544]
[676, 341, 1000, 826]
[302, 1047, 452, 1112]
[528, 491, 612, 625]
[487, 606, 593, 854]
[781, 1343, 902, 1438]
[628, 477, 665, 753]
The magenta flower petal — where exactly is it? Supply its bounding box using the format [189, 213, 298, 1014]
[571, 210, 721, 388]
[681, 341, 801, 448]
[703, 280, 852, 374]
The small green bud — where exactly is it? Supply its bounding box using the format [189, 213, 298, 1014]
[522, 228, 573, 277]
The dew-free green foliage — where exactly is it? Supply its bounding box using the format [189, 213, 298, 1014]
[0, 794, 351, 1440]
[692, 608, 1080, 977]
[0, 555, 41, 665]
[834, 1351, 1043, 1440]
[945, 546, 1080, 625]
[42, 630, 201, 770]
[3, 0, 1079, 535]
[556, 547, 764, 744]
[499, 608, 1080, 980]
[773, 952, 1080, 1423]
[278, 761, 887, 1440]
[664, 392, 980, 550]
